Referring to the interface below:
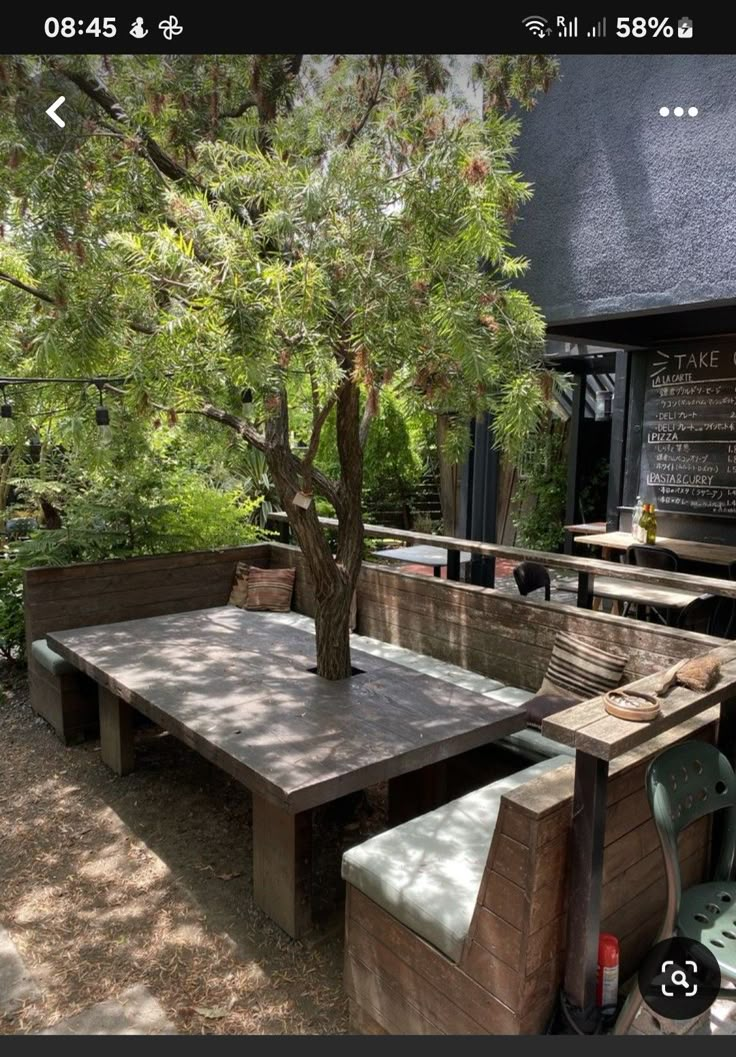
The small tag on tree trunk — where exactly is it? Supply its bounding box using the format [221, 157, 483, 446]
[292, 490, 313, 510]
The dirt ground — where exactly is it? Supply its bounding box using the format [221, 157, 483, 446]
[0, 663, 393, 1035]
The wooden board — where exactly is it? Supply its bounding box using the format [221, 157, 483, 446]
[542, 642, 736, 760]
[270, 512, 736, 597]
[575, 530, 736, 567]
[47, 607, 524, 814]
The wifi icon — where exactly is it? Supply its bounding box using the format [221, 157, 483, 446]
[522, 15, 550, 38]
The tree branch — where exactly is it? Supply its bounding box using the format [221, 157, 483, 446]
[0, 269, 156, 335]
[359, 394, 378, 449]
[303, 391, 339, 470]
[220, 95, 258, 118]
[55, 65, 195, 186]
[196, 404, 267, 452]
[344, 56, 387, 149]
[0, 270, 55, 305]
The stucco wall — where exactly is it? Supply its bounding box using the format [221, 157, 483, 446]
[512, 55, 736, 323]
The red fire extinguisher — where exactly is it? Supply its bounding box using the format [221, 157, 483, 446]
[597, 933, 620, 1014]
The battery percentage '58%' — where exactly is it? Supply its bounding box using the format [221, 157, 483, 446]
[616, 17, 675, 37]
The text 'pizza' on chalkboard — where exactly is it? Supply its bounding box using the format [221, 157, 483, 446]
[639, 340, 736, 516]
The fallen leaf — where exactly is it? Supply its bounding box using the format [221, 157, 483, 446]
[193, 1006, 229, 1019]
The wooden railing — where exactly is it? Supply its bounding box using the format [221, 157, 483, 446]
[267, 511, 736, 608]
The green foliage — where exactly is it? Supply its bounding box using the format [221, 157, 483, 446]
[513, 422, 568, 553]
[0, 554, 25, 663]
[0, 54, 556, 669]
[0, 54, 554, 483]
[0, 423, 263, 664]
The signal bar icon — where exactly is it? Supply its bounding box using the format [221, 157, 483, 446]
[587, 17, 607, 38]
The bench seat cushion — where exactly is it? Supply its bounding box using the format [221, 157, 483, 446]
[341, 755, 571, 962]
[498, 728, 575, 762]
[31, 639, 77, 677]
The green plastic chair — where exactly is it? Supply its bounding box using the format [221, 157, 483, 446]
[614, 741, 736, 1033]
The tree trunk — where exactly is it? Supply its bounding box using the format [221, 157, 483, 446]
[260, 349, 365, 682]
[265, 436, 359, 682]
[313, 573, 354, 680]
[437, 414, 461, 535]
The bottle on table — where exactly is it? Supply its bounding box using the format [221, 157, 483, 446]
[646, 503, 657, 545]
[632, 496, 643, 541]
[639, 503, 657, 545]
[638, 504, 650, 544]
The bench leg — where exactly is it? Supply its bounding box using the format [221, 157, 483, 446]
[563, 750, 609, 1031]
[388, 760, 447, 825]
[252, 793, 312, 939]
[99, 687, 135, 776]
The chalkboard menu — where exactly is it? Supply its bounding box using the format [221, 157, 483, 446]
[640, 339, 736, 516]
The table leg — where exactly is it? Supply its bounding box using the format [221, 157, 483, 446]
[563, 750, 609, 1031]
[388, 760, 447, 826]
[252, 793, 312, 939]
[577, 571, 593, 609]
[98, 686, 135, 776]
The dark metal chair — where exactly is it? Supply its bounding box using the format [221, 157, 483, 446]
[624, 545, 680, 624]
[676, 594, 722, 635]
[710, 597, 736, 639]
[513, 561, 551, 602]
[625, 544, 679, 572]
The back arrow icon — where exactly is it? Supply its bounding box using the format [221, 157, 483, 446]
[45, 96, 66, 128]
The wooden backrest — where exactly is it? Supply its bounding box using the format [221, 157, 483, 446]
[460, 713, 717, 1033]
[23, 543, 271, 656]
[268, 543, 722, 690]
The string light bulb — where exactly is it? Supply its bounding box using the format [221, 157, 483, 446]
[95, 386, 112, 447]
[241, 387, 255, 420]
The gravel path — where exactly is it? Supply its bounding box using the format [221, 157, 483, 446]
[0, 664, 377, 1035]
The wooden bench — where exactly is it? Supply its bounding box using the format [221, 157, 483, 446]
[342, 713, 720, 1034]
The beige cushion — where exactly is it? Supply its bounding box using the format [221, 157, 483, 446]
[245, 566, 296, 612]
[227, 562, 251, 607]
[540, 630, 626, 699]
[341, 755, 570, 961]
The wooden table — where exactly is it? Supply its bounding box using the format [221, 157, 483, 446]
[575, 530, 736, 568]
[372, 543, 472, 578]
[564, 521, 607, 556]
[541, 641, 736, 1031]
[48, 606, 524, 939]
[591, 576, 699, 616]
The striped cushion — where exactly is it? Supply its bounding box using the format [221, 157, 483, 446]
[539, 631, 626, 700]
[245, 566, 296, 612]
[227, 562, 251, 608]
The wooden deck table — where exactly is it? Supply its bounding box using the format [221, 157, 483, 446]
[372, 543, 472, 578]
[541, 640, 736, 1031]
[575, 530, 736, 569]
[564, 521, 607, 556]
[591, 576, 700, 617]
[47, 606, 524, 939]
